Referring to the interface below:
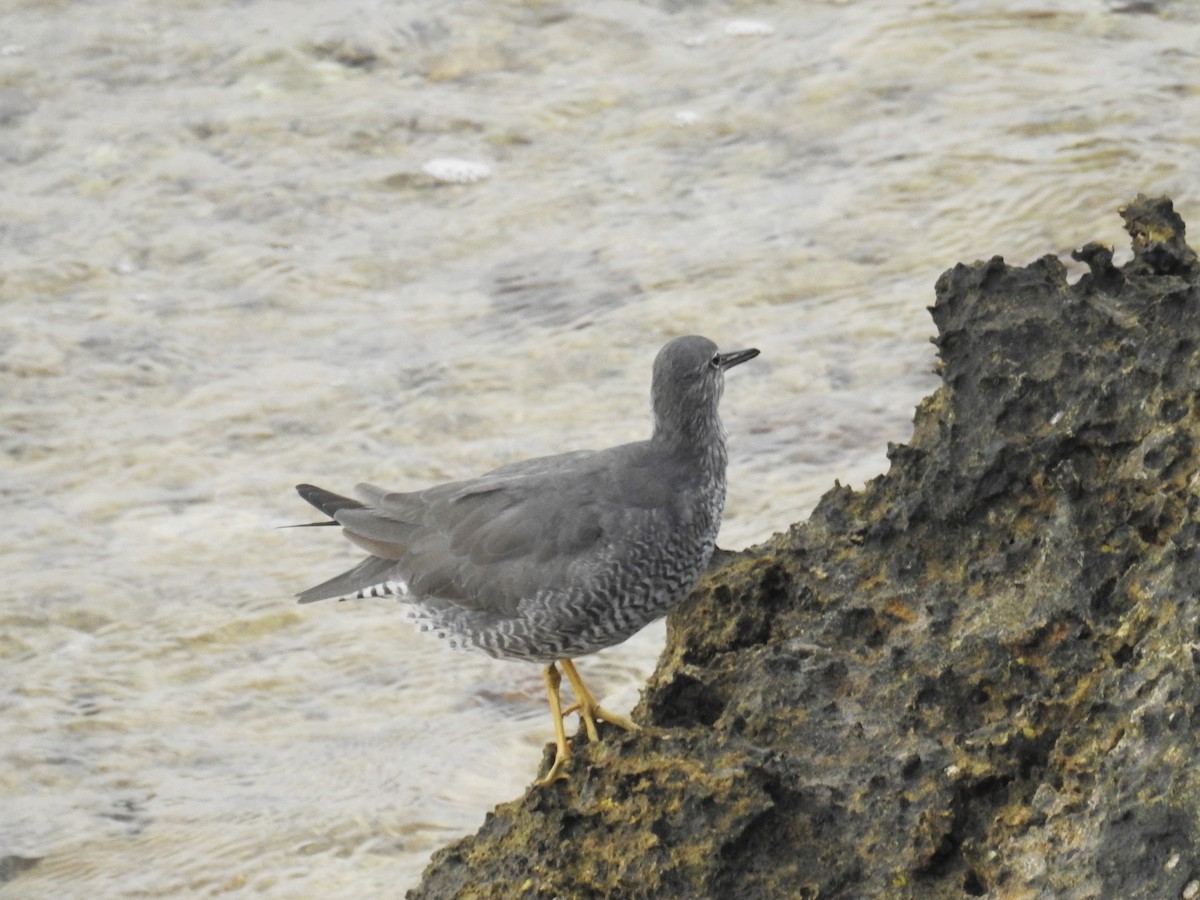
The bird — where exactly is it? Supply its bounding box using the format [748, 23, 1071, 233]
[293, 335, 759, 785]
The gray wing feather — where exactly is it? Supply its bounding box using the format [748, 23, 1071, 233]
[297, 443, 680, 615]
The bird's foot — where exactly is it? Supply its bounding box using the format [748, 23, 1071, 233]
[561, 701, 640, 739]
[559, 658, 640, 742]
[535, 747, 571, 786]
[534, 659, 640, 787]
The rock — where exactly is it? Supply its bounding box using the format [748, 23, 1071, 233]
[410, 195, 1200, 899]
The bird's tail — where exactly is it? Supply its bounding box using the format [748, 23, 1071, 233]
[296, 555, 400, 604]
[295, 483, 365, 518]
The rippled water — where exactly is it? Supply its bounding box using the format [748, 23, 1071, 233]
[3, 0, 1197, 895]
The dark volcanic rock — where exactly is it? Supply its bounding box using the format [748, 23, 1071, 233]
[410, 196, 1200, 900]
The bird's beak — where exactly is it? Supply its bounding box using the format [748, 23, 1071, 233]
[717, 348, 760, 370]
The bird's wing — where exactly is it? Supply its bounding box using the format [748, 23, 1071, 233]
[322, 445, 675, 617]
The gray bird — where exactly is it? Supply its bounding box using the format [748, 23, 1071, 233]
[294, 335, 758, 784]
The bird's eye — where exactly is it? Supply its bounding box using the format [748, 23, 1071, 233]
[710, 353, 721, 368]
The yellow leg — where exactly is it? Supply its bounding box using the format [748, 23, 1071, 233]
[535, 663, 571, 786]
[559, 658, 640, 739]
[535, 659, 641, 787]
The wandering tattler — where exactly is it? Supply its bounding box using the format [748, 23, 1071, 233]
[294, 335, 758, 784]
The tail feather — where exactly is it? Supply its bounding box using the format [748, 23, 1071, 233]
[296, 483, 365, 519]
[293, 483, 404, 604]
[297, 555, 399, 604]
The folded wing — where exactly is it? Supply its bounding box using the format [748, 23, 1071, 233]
[295, 448, 659, 615]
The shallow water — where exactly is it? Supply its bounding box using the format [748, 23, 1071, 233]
[2, 0, 1197, 894]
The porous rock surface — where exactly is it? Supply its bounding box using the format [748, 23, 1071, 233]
[411, 196, 1200, 900]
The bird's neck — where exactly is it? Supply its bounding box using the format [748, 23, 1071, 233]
[653, 417, 729, 484]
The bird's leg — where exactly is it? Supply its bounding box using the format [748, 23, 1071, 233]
[559, 658, 640, 741]
[536, 662, 571, 786]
